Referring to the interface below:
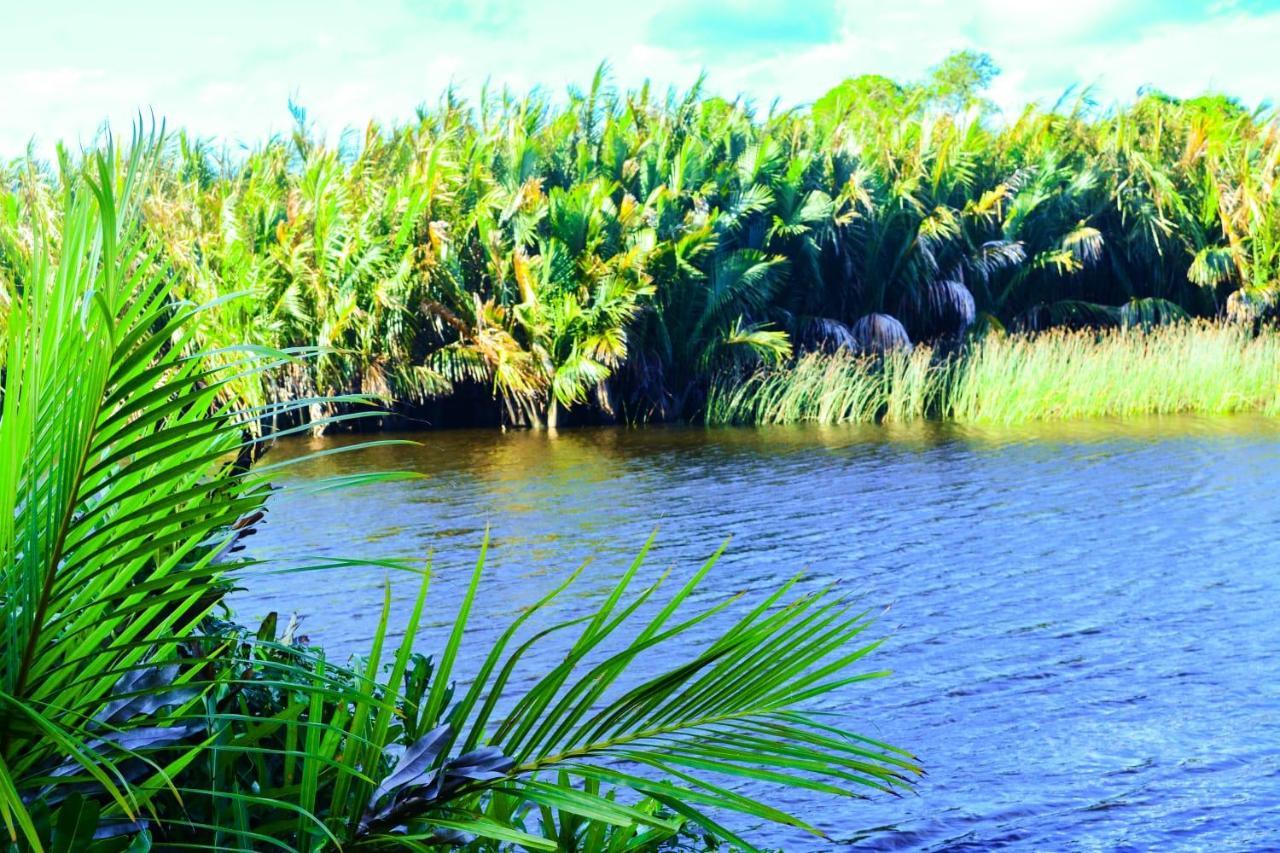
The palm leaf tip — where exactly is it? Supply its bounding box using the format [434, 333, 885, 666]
[427, 542, 921, 843]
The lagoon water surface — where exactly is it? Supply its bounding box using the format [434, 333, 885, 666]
[237, 417, 1280, 850]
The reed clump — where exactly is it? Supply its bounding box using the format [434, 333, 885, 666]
[706, 346, 939, 425]
[707, 321, 1280, 425]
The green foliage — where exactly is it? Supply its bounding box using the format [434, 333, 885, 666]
[4, 57, 1280, 426]
[926, 51, 1001, 113]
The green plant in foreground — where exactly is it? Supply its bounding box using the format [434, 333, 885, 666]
[0, 134, 919, 851]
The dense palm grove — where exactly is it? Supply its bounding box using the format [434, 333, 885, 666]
[3, 54, 1278, 428]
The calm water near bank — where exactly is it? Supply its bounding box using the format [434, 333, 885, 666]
[236, 416, 1280, 850]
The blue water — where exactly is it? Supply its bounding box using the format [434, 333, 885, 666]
[237, 417, 1280, 850]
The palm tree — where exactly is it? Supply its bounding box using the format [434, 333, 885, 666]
[514, 179, 654, 428]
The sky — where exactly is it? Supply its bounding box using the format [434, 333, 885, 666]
[2, 0, 1277, 156]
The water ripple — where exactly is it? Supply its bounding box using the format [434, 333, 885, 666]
[236, 416, 1280, 850]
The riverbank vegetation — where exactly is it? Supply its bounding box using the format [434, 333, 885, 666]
[3, 53, 1280, 430]
[707, 321, 1280, 425]
[0, 137, 918, 851]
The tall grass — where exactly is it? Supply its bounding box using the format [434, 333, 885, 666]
[707, 322, 1280, 426]
[707, 347, 941, 425]
[947, 321, 1280, 422]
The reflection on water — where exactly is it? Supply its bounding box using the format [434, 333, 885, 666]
[236, 416, 1280, 850]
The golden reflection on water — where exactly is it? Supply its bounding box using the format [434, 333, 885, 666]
[264, 413, 1280, 479]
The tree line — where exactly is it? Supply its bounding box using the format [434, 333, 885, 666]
[3, 53, 1276, 428]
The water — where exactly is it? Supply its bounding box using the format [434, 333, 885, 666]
[236, 417, 1280, 851]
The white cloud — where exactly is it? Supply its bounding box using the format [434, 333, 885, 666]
[972, 0, 1120, 41]
[1067, 9, 1280, 107]
[0, 0, 1276, 157]
[696, 0, 1280, 113]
